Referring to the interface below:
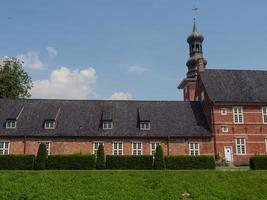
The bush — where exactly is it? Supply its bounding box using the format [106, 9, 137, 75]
[165, 155, 215, 169]
[96, 144, 106, 169]
[106, 155, 153, 169]
[0, 155, 35, 170]
[153, 145, 165, 169]
[250, 156, 267, 170]
[46, 155, 95, 169]
[35, 143, 48, 170]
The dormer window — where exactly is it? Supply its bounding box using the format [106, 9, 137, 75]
[44, 120, 55, 129]
[140, 121, 150, 130]
[102, 121, 113, 130]
[6, 120, 16, 129]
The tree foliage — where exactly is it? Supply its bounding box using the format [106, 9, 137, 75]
[153, 145, 165, 169]
[0, 60, 33, 98]
[96, 144, 106, 169]
[35, 143, 48, 170]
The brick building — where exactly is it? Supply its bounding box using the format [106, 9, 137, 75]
[1, 22, 267, 165]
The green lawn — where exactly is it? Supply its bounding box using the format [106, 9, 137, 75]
[0, 170, 266, 200]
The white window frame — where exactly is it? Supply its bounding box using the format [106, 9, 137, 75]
[262, 107, 267, 124]
[93, 141, 104, 155]
[0, 141, 10, 155]
[44, 121, 56, 129]
[132, 141, 142, 155]
[265, 138, 267, 154]
[221, 108, 227, 115]
[221, 125, 229, 133]
[6, 120, 16, 129]
[112, 141, 123, 155]
[189, 142, 200, 156]
[150, 142, 160, 156]
[233, 106, 244, 124]
[102, 121, 113, 130]
[39, 141, 51, 155]
[236, 138, 246, 155]
[200, 91, 205, 101]
[140, 122, 150, 130]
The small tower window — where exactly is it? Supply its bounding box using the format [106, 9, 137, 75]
[6, 120, 16, 129]
[44, 120, 56, 129]
[196, 44, 199, 51]
[103, 121, 113, 130]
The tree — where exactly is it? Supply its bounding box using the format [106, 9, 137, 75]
[0, 60, 33, 98]
[153, 145, 165, 169]
[96, 144, 106, 169]
[35, 143, 48, 170]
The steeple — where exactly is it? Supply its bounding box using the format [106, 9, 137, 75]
[186, 20, 207, 79]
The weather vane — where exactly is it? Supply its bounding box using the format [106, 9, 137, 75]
[192, 5, 198, 21]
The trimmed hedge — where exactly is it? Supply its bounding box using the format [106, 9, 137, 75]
[165, 155, 215, 169]
[250, 156, 267, 170]
[46, 155, 95, 169]
[106, 155, 153, 169]
[35, 143, 48, 170]
[153, 145, 165, 169]
[0, 155, 35, 170]
[96, 144, 106, 169]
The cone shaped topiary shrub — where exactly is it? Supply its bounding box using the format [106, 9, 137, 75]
[96, 144, 106, 169]
[153, 145, 165, 169]
[35, 143, 48, 170]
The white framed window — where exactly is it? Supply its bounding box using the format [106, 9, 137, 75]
[236, 138, 246, 155]
[102, 121, 113, 130]
[233, 106, 244, 124]
[44, 121, 55, 129]
[262, 107, 267, 124]
[113, 141, 123, 155]
[132, 142, 142, 155]
[221, 108, 227, 115]
[39, 141, 50, 155]
[189, 143, 200, 156]
[93, 141, 104, 155]
[200, 91, 205, 101]
[150, 142, 160, 156]
[0, 141, 9, 155]
[140, 122, 150, 130]
[221, 125, 229, 133]
[6, 120, 16, 129]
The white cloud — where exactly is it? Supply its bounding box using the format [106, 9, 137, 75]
[31, 67, 97, 99]
[128, 65, 148, 75]
[46, 46, 58, 58]
[17, 51, 46, 70]
[108, 92, 132, 100]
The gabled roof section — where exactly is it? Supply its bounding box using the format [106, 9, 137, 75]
[0, 99, 211, 138]
[200, 69, 267, 103]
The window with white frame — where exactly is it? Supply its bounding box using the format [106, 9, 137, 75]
[236, 138, 246, 155]
[140, 122, 150, 130]
[262, 107, 267, 124]
[102, 121, 113, 130]
[40, 141, 50, 155]
[6, 120, 16, 129]
[132, 142, 142, 155]
[200, 91, 205, 101]
[150, 142, 160, 156]
[221, 108, 227, 115]
[189, 143, 200, 156]
[44, 120, 55, 129]
[221, 125, 229, 133]
[93, 142, 104, 155]
[233, 106, 244, 124]
[113, 142, 123, 155]
[0, 142, 9, 155]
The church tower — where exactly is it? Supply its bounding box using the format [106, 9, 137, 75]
[178, 20, 207, 101]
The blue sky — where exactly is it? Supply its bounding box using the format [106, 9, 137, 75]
[1, 0, 267, 100]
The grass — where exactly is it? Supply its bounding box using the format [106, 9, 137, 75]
[0, 170, 266, 200]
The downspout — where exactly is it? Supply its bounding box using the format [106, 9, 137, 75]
[167, 136, 170, 156]
[23, 135, 26, 154]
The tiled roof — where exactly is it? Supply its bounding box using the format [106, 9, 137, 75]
[0, 99, 211, 138]
[200, 69, 267, 103]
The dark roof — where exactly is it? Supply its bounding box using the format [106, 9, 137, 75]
[0, 99, 211, 138]
[200, 69, 267, 103]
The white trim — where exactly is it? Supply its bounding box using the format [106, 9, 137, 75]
[0, 141, 10, 155]
[102, 121, 113, 130]
[233, 106, 244, 124]
[221, 125, 228, 133]
[150, 142, 160, 155]
[189, 142, 200, 156]
[92, 141, 104, 154]
[132, 141, 142, 155]
[235, 138, 246, 155]
[220, 108, 228, 115]
[140, 122, 150, 130]
[44, 121, 56, 129]
[265, 138, 267, 154]
[5, 120, 16, 129]
[112, 141, 123, 155]
[262, 107, 267, 124]
[224, 146, 233, 162]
